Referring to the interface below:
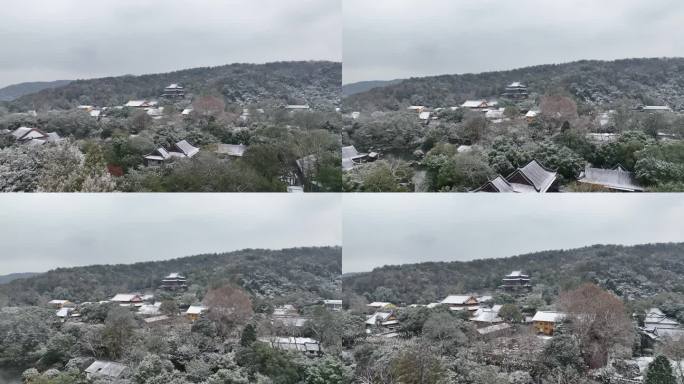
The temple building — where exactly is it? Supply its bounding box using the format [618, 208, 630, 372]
[501, 271, 532, 291]
[475, 160, 558, 193]
[502, 82, 529, 99]
[162, 83, 185, 98]
[577, 165, 644, 192]
[160, 273, 188, 290]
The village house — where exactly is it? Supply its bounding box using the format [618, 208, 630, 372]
[366, 311, 399, 330]
[144, 140, 200, 165]
[160, 272, 188, 290]
[185, 305, 207, 322]
[577, 165, 644, 192]
[146, 107, 164, 119]
[440, 295, 479, 313]
[641, 308, 684, 342]
[532, 311, 566, 336]
[323, 299, 343, 311]
[502, 82, 529, 99]
[407, 105, 426, 113]
[11, 126, 61, 145]
[48, 299, 73, 309]
[501, 271, 532, 291]
[162, 83, 185, 98]
[460, 99, 498, 110]
[56, 307, 74, 320]
[124, 100, 158, 108]
[85, 361, 128, 380]
[342, 145, 375, 171]
[110, 294, 144, 307]
[475, 159, 559, 193]
[260, 337, 322, 356]
[471, 305, 503, 326]
[525, 109, 540, 123]
[367, 302, 393, 310]
[138, 302, 162, 317]
[485, 108, 505, 122]
[181, 108, 193, 116]
[216, 144, 248, 157]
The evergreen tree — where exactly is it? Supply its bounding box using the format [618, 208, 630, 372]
[645, 355, 676, 384]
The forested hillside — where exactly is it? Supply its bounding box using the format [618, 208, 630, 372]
[342, 79, 402, 96]
[0, 272, 40, 284]
[0, 80, 71, 102]
[343, 58, 684, 111]
[7, 61, 341, 111]
[0, 246, 341, 306]
[344, 243, 684, 304]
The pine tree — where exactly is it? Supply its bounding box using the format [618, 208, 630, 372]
[645, 355, 676, 384]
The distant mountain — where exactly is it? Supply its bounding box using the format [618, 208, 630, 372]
[8, 61, 341, 111]
[0, 80, 71, 102]
[342, 79, 403, 97]
[0, 246, 341, 306]
[342, 57, 684, 111]
[344, 243, 684, 304]
[0, 272, 40, 285]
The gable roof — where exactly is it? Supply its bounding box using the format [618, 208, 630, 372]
[186, 305, 207, 315]
[85, 361, 127, 378]
[12, 127, 49, 141]
[441, 295, 477, 305]
[111, 294, 142, 302]
[512, 159, 558, 192]
[532, 311, 565, 323]
[578, 165, 644, 191]
[174, 140, 199, 158]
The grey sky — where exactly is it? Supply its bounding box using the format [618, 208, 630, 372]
[0, 0, 341, 88]
[343, 0, 684, 84]
[0, 194, 341, 275]
[343, 194, 684, 273]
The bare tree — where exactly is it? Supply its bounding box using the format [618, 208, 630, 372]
[193, 95, 226, 117]
[559, 283, 634, 368]
[203, 284, 253, 336]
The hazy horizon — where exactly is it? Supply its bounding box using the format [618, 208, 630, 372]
[0, 194, 342, 275]
[0, 0, 341, 88]
[343, 194, 684, 273]
[343, 0, 684, 84]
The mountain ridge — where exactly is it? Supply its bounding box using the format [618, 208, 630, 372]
[0, 246, 341, 306]
[342, 57, 684, 111]
[343, 242, 684, 304]
[6, 60, 341, 111]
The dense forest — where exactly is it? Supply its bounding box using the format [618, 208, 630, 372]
[6, 61, 340, 111]
[343, 243, 684, 305]
[0, 246, 342, 307]
[343, 58, 684, 111]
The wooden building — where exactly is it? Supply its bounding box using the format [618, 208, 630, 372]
[475, 159, 558, 193]
[160, 273, 188, 290]
[532, 311, 565, 336]
[501, 271, 532, 291]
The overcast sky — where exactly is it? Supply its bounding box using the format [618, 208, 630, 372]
[343, 194, 684, 273]
[0, 0, 341, 88]
[0, 194, 341, 275]
[343, 0, 684, 84]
